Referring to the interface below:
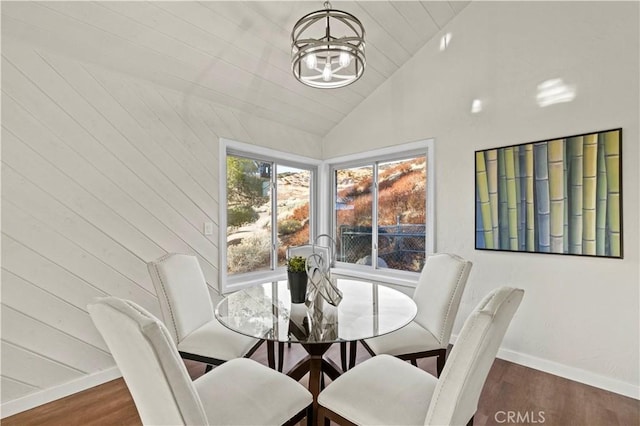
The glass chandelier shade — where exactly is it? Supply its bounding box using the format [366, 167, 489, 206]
[291, 2, 366, 89]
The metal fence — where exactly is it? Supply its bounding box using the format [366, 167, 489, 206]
[338, 224, 426, 272]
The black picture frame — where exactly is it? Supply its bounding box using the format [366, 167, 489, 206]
[474, 128, 623, 258]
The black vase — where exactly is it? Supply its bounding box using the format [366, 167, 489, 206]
[287, 271, 308, 303]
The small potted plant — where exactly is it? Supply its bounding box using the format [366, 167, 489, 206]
[286, 256, 308, 303]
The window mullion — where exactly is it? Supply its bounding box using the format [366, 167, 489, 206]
[372, 162, 379, 270]
[271, 163, 278, 271]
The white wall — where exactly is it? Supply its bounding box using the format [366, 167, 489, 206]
[0, 39, 322, 416]
[324, 1, 639, 398]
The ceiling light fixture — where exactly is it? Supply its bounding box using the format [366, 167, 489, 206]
[291, 1, 366, 89]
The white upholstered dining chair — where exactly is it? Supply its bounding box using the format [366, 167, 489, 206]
[89, 297, 312, 426]
[317, 286, 524, 426]
[147, 253, 273, 371]
[354, 253, 473, 375]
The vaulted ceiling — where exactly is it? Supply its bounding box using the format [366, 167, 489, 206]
[2, 1, 470, 136]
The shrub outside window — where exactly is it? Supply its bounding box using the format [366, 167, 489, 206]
[331, 144, 433, 275]
[222, 145, 317, 291]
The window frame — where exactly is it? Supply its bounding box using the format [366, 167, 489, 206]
[325, 139, 435, 287]
[219, 138, 321, 293]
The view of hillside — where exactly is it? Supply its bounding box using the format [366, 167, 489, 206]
[334, 157, 427, 271]
[227, 156, 427, 273]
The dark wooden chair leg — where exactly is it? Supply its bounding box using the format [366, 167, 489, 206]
[306, 405, 313, 426]
[436, 348, 447, 376]
[411, 359, 418, 367]
[340, 341, 348, 371]
[267, 341, 275, 369]
[349, 341, 357, 369]
[467, 415, 474, 426]
[204, 364, 213, 373]
[318, 406, 332, 426]
[278, 342, 285, 372]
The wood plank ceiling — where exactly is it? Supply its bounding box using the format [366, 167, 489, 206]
[2, 1, 470, 137]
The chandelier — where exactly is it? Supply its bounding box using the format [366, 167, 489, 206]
[291, 1, 366, 89]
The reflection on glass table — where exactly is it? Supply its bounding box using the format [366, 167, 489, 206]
[215, 278, 417, 419]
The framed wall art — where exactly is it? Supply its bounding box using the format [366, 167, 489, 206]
[475, 128, 622, 258]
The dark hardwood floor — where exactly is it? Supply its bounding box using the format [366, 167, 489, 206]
[3, 342, 638, 426]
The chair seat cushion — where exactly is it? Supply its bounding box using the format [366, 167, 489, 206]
[318, 354, 437, 426]
[364, 320, 443, 356]
[178, 319, 259, 362]
[195, 358, 312, 425]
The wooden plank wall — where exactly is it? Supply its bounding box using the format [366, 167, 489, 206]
[0, 38, 322, 410]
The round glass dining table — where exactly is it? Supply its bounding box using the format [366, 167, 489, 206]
[215, 278, 417, 415]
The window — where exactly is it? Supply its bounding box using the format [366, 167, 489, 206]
[221, 139, 319, 291]
[330, 140, 434, 279]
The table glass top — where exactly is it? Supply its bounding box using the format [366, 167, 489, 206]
[215, 279, 417, 344]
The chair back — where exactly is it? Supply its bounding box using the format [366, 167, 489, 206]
[147, 253, 214, 343]
[88, 297, 208, 426]
[287, 245, 331, 270]
[287, 234, 336, 268]
[412, 253, 473, 345]
[424, 287, 524, 426]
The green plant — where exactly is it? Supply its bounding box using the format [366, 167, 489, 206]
[286, 255, 307, 273]
[278, 219, 303, 236]
[226, 156, 268, 207]
[227, 205, 258, 227]
[227, 233, 271, 273]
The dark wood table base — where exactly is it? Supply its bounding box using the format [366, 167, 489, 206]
[285, 342, 344, 424]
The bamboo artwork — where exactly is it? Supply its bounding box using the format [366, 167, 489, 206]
[547, 139, 564, 253]
[568, 136, 584, 254]
[475, 128, 622, 258]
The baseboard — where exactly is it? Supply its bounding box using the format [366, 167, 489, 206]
[450, 334, 639, 400]
[496, 347, 639, 400]
[1, 367, 122, 419]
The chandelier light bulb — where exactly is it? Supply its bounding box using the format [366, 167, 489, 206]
[322, 62, 333, 81]
[339, 51, 351, 67]
[305, 53, 317, 70]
